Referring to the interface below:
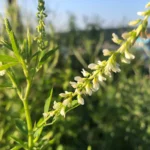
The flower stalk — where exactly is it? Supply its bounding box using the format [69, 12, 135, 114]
[43, 2, 150, 119]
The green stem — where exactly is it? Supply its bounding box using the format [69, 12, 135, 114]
[23, 99, 33, 149]
[23, 79, 33, 149]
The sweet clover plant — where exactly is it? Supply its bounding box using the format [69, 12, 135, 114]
[0, 0, 150, 149]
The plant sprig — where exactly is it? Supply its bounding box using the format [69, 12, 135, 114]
[43, 2, 150, 120]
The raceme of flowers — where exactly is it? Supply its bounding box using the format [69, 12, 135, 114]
[42, 2, 150, 118]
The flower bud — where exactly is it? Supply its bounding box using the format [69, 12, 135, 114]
[70, 82, 77, 88]
[103, 49, 111, 56]
[81, 69, 90, 77]
[125, 51, 135, 60]
[88, 63, 97, 70]
[122, 32, 130, 39]
[77, 95, 84, 105]
[137, 11, 146, 16]
[128, 19, 141, 26]
[60, 107, 66, 117]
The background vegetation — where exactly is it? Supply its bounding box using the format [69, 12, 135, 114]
[0, 0, 150, 150]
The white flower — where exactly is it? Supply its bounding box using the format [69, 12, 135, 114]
[0, 62, 6, 76]
[125, 51, 135, 59]
[104, 66, 112, 77]
[98, 60, 106, 67]
[128, 19, 141, 26]
[59, 93, 66, 97]
[63, 98, 71, 107]
[85, 83, 93, 96]
[75, 88, 81, 94]
[122, 32, 129, 39]
[59, 91, 72, 97]
[74, 76, 83, 82]
[49, 111, 55, 117]
[98, 73, 106, 82]
[121, 57, 130, 64]
[111, 63, 121, 73]
[88, 63, 97, 70]
[77, 95, 84, 105]
[103, 49, 111, 56]
[81, 69, 90, 77]
[112, 33, 122, 45]
[43, 112, 49, 118]
[53, 101, 61, 110]
[70, 81, 77, 88]
[112, 33, 118, 39]
[0, 70, 6, 76]
[92, 77, 99, 91]
[105, 61, 121, 74]
[60, 107, 66, 117]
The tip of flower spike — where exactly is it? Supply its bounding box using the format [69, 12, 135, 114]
[137, 11, 145, 16]
[145, 2, 150, 8]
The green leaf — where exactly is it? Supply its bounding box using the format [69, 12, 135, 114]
[40, 47, 58, 64]
[0, 55, 17, 63]
[33, 118, 45, 143]
[10, 145, 22, 150]
[33, 126, 44, 143]
[37, 117, 44, 127]
[0, 40, 12, 51]
[31, 51, 41, 59]
[9, 31, 22, 61]
[10, 136, 27, 149]
[0, 83, 13, 88]
[44, 88, 53, 113]
[0, 62, 19, 71]
[15, 119, 27, 136]
[73, 49, 87, 68]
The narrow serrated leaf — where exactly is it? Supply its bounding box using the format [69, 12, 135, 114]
[10, 136, 27, 148]
[40, 47, 58, 64]
[10, 145, 22, 150]
[0, 62, 19, 71]
[31, 51, 40, 59]
[44, 88, 53, 113]
[4, 19, 22, 62]
[0, 83, 13, 88]
[9, 31, 21, 60]
[0, 55, 17, 62]
[0, 40, 12, 51]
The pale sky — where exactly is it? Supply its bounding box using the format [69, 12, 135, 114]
[0, 0, 150, 31]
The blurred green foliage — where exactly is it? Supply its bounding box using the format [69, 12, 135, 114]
[0, 0, 150, 150]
